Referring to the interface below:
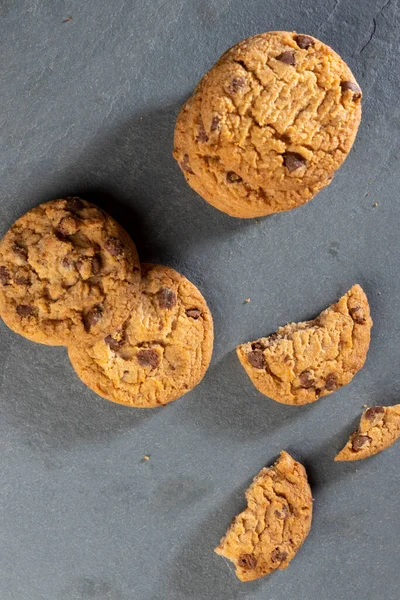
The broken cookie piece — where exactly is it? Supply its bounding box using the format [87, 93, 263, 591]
[335, 404, 400, 461]
[236, 284, 372, 405]
[215, 451, 313, 581]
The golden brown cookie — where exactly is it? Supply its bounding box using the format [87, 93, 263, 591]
[173, 78, 329, 218]
[237, 284, 372, 405]
[335, 404, 400, 461]
[0, 198, 140, 346]
[68, 263, 214, 408]
[173, 31, 361, 218]
[215, 451, 313, 581]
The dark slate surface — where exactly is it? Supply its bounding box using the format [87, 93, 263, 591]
[0, 1, 399, 599]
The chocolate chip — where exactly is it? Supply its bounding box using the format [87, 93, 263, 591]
[230, 76, 246, 93]
[105, 335, 124, 351]
[13, 244, 27, 261]
[66, 197, 84, 213]
[276, 50, 296, 65]
[83, 306, 102, 331]
[226, 171, 242, 183]
[237, 554, 257, 569]
[295, 35, 315, 49]
[157, 288, 177, 309]
[352, 434, 371, 452]
[283, 152, 306, 172]
[211, 116, 220, 131]
[280, 133, 292, 144]
[0, 266, 10, 285]
[196, 124, 208, 143]
[325, 373, 337, 391]
[105, 237, 124, 256]
[91, 255, 102, 275]
[137, 349, 159, 369]
[14, 275, 30, 285]
[271, 548, 288, 563]
[251, 341, 266, 351]
[274, 506, 289, 519]
[349, 306, 366, 324]
[269, 333, 279, 341]
[55, 231, 69, 243]
[340, 81, 362, 100]
[180, 153, 194, 174]
[299, 370, 315, 389]
[16, 304, 36, 317]
[62, 256, 75, 269]
[247, 350, 266, 369]
[365, 406, 385, 420]
[186, 308, 201, 319]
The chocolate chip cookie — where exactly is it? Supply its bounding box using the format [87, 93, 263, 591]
[335, 404, 400, 461]
[174, 31, 361, 218]
[237, 284, 372, 405]
[0, 198, 140, 345]
[68, 264, 213, 408]
[174, 78, 328, 218]
[215, 451, 313, 581]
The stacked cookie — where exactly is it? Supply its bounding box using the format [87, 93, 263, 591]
[174, 31, 362, 218]
[0, 198, 214, 408]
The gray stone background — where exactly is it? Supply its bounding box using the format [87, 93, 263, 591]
[0, 1, 399, 599]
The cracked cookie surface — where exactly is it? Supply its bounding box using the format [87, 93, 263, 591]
[173, 31, 361, 217]
[237, 284, 372, 405]
[173, 78, 329, 218]
[215, 451, 313, 581]
[0, 198, 140, 346]
[335, 404, 400, 461]
[68, 263, 214, 408]
[202, 31, 362, 192]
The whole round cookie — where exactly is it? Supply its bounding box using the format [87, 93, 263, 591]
[68, 264, 214, 408]
[174, 78, 330, 218]
[0, 198, 141, 345]
[201, 31, 362, 192]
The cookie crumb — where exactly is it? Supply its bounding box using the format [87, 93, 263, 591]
[244, 298, 251, 304]
[63, 17, 72, 22]
[362, 404, 367, 408]
[373, 202, 378, 207]
[377, 291, 381, 296]
[143, 455, 150, 461]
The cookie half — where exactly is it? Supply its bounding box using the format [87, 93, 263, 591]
[237, 284, 372, 405]
[215, 451, 313, 581]
[0, 198, 140, 346]
[174, 78, 330, 218]
[68, 264, 214, 408]
[335, 404, 400, 461]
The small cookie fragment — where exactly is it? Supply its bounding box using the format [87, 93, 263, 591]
[69, 264, 214, 408]
[214, 451, 313, 581]
[0, 198, 141, 346]
[236, 284, 372, 405]
[335, 404, 400, 461]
